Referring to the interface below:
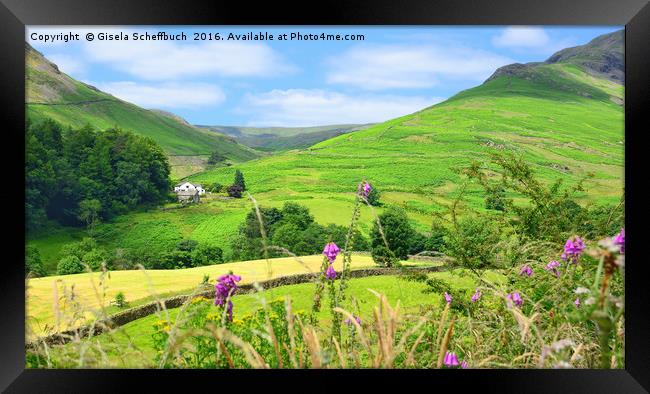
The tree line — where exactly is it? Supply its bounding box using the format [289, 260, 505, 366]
[26, 118, 172, 232]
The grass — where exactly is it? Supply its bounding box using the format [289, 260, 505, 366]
[26, 253, 422, 338]
[47, 270, 505, 367]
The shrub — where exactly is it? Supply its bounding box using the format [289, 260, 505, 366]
[192, 244, 224, 265]
[227, 184, 243, 198]
[210, 182, 224, 193]
[82, 249, 109, 270]
[443, 215, 501, 270]
[26, 246, 46, 277]
[61, 237, 97, 260]
[57, 255, 84, 275]
[426, 221, 447, 252]
[366, 186, 381, 206]
[161, 250, 194, 269]
[485, 186, 506, 211]
[370, 207, 417, 262]
[207, 151, 226, 165]
[114, 292, 127, 308]
[371, 245, 397, 267]
[176, 239, 199, 252]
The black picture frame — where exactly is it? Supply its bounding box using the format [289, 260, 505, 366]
[1, 0, 647, 392]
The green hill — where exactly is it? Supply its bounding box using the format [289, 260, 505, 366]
[198, 124, 374, 151]
[26, 44, 260, 178]
[189, 30, 624, 212]
[28, 31, 624, 272]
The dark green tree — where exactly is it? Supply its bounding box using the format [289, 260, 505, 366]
[207, 151, 226, 165]
[233, 169, 246, 191]
[26, 246, 47, 277]
[370, 207, 417, 262]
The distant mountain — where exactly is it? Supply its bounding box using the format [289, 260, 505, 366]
[488, 30, 624, 84]
[197, 124, 374, 151]
[26, 43, 260, 178]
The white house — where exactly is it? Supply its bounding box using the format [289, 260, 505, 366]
[174, 182, 206, 195]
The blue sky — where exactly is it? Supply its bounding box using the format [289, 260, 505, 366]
[27, 26, 621, 127]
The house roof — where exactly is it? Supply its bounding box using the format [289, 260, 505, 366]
[175, 181, 203, 188]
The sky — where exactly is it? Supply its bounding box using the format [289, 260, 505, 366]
[27, 26, 621, 127]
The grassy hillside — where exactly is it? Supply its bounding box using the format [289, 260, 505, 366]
[27, 31, 624, 277]
[198, 124, 374, 151]
[26, 44, 260, 178]
[190, 62, 623, 206]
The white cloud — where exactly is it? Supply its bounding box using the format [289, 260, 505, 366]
[93, 81, 226, 109]
[239, 89, 443, 127]
[326, 44, 513, 90]
[492, 26, 577, 54]
[80, 28, 296, 80]
[45, 54, 86, 75]
[492, 26, 551, 48]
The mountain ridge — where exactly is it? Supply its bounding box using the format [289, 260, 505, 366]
[486, 29, 624, 84]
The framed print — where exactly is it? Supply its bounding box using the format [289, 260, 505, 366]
[1, 0, 648, 391]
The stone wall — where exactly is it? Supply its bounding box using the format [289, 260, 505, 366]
[27, 265, 446, 348]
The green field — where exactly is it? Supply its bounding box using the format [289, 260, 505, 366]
[27, 253, 416, 337]
[44, 270, 505, 367]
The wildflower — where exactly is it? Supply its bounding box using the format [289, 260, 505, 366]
[545, 260, 561, 278]
[506, 291, 523, 307]
[574, 297, 581, 308]
[363, 182, 372, 197]
[215, 273, 241, 321]
[443, 351, 460, 367]
[325, 264, 337, 280]
[461, 360, 468, 369]
[562, 236, 586, 264]
[358, 181, 372, 198]
[471, 289, 482, 303]
[322, 242, 340, 263]
[614, 228, 625, 254]
[344, 315, 362, 325]
[519, 264, 533, 277]
[444, 292, 452, 304]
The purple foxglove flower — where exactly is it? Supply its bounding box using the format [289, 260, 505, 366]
[563, 236, 586, 264]
[363, 182, 372, 197]
[545, 260, 561, 278]
[574, 297, 581, 308]
[461, 360, 468, 369]
[322, 242, 340, 263]
[471, 289, 482, 303]
[519, 264, 533, 277]
[443, 351, 459, 367]
[344, 315, 362, 325]
[444, 292, 452, 304]
[325, 264, 337, 280]
[215, 273, 241, 321]
[614, 228, 625, 254]
[506, 292, 523, 307]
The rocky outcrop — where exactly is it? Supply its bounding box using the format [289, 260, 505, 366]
[485, 30, 624, 85]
